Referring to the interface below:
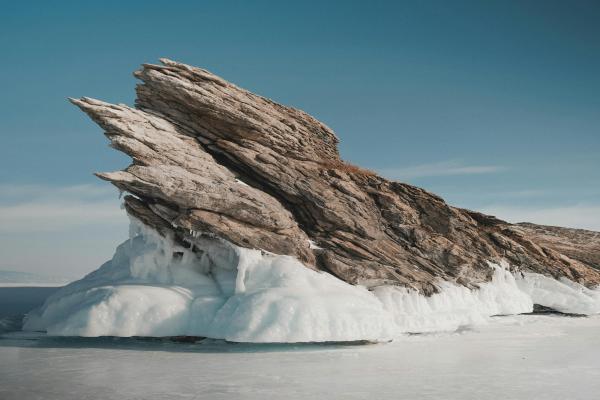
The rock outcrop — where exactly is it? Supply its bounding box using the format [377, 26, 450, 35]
[515, 223, 600, 271]
[71, 59, 600, 294]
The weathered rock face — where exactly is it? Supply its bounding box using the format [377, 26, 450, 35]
[71, 59, 600, 293]
[514, 223, 600, 271]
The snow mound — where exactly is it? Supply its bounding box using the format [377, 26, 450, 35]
[23, 220, 600, 342]
[373, 265, 534, 333]
[516, 272, 600, 315]
[23, 220, 393, 342]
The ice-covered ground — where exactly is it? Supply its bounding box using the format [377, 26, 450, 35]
[2, 315, 600, 400]
[4, 219, 600, 399]
[23, 219, 600, 342]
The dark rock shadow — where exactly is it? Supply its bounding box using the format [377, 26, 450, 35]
[524, 304, 587, 318]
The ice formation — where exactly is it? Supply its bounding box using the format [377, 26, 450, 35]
[23, 220, 393, 342]
[23, 220, 600, 342]
[516, 272, 600, 315]
[373, 265, 534, 333]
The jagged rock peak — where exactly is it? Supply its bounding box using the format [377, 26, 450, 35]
[71, 58, 600, 293]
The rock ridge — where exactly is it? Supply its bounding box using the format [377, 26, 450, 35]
[71, 58, 600, 293]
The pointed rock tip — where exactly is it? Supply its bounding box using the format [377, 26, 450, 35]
[137, 58, 227, 86]
[159, 58, 178, 66]
[68, 97, 90, 107]
[94, 171, 112, 181]
[68, 96, 107, 107]
[138, 58, 178, 71]
[94, 171, 129, 182]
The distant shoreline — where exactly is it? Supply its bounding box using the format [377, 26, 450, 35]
[0, 283, 69, 288]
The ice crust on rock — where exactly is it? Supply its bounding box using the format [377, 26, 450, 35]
[24, 221, 600, 342]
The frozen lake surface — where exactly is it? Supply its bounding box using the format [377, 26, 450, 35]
[2, 313, 600, 399]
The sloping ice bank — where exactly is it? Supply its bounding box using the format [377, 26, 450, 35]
[23, 220, 600, 343]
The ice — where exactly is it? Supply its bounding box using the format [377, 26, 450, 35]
[516, 272, 600, 315]
[23, 219, 600, 342]
[24, 219, 394, 342]
[3, 315, 600, 400]
[373, 265, 533, 333]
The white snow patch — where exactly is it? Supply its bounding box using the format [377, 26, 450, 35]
[373, 265, 534, 333]
[516, 272, 600, 315]
[23, 220, 600, 342]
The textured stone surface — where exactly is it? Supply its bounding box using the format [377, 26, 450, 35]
[71, 59, 600, 293]
[515, 223, 600, 271]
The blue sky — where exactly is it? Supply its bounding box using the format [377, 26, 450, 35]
[1, 0, 599, 277]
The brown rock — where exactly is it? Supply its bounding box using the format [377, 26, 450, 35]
[514, 223, 600, 271]
[70, 59, 600, 293]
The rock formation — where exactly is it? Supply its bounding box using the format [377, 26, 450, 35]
[71, 58, 600, 294]
[515, 223, 600, 271]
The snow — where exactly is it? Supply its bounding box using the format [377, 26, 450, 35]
[24, 219, 393, 342]
[23, 219, 600, 342]
[3, 315, 600, 400]
[373, 264, 533, 333]
[516, 272, 600, 315]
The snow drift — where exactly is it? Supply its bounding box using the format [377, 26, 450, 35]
[24, 220, 600, 342]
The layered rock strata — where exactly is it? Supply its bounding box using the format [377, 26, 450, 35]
[71, 59, 600, 294]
